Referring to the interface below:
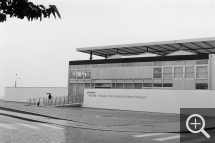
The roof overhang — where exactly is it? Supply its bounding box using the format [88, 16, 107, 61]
[76, 37, 215, 58]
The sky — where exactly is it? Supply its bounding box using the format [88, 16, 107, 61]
[0, 0, 215, 97]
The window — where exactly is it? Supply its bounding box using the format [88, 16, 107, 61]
[125, 83, 133, 89]
[153, 79, 162, 87]
[163, 67, 172, 79]
[134, 83, 142, 89]
[163, 83, 172, 87]
[163, 79, 173, 88]
[143, 79, 152, 88]
[70, 70, 76, 79]
[77, 70, 84, 79]
[116, 83, 123, 89]
[174, 67, 183, 78]
[196, 66, 208, 78]
[185, 66, 194, 78]
[153, 83, 162, 87]
[84, 69, 91, 79]
[153, 67, 162, 78]
[196, 83, 208, 89]
[196, 79, 208, 89]
[95, 83, 111, 88]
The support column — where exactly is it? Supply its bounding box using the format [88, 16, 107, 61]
[90, 51, 92, 60]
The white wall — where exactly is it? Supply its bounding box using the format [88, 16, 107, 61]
[4, 87, 67, 102]
[83, 89, 215, 114]
[209, 54, 215, 89]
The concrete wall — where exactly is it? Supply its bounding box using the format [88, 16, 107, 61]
[209, 54, 215, 89]
[4, 87, 67, 102]
[83, 89, 215, 114]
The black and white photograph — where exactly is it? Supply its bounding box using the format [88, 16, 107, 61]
[1, 0, 215, 142]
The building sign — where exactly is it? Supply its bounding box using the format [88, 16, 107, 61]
[86, 91, 146, 99]
[83, 89, 215, 114]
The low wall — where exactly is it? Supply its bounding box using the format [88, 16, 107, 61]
[83, 89, 215, 114]
[4, 87, 68, 102]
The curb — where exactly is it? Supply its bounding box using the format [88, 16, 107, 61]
[0, 106, 92, 125]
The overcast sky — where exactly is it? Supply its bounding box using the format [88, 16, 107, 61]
[0, 0, 215, 97]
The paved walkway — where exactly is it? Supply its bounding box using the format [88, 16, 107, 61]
[0, 100, 180, 133]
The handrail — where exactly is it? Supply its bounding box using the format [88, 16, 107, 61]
[27, 95, 83, 107]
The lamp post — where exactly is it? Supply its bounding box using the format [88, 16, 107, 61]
[15, 74, 20, 87]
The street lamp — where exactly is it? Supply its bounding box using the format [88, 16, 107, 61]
[15, 74, 20, 87]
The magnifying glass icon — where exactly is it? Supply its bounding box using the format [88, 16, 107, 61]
[186, 114, 210, 138]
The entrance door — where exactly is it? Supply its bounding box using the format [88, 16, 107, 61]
[77, 83, 84, 102]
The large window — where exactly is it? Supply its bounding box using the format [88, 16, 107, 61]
[84, 69, 91, 79]
[70, 70, 76, 79]
[196, 66, 208, 79]
[77, 70, 84, 79]
[153, 67, 162, 78]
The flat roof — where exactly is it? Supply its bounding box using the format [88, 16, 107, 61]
[76, 37, 215, 58]
[69, 54, 209, 65]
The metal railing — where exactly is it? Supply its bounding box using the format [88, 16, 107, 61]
[27, 95, 83, 107]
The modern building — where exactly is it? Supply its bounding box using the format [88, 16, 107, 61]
[68, 37, 215, 113]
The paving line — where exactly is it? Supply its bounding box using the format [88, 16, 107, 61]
[17, 123, 41, 129]
[153, 135, 181, 141]
[0, 123, 17, 129]
[182, 138, 210, 143]
[133, 133, 167, 138]
[38, 123, 64, 129]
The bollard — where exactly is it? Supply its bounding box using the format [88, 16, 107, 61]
[59, 97, 61, 105]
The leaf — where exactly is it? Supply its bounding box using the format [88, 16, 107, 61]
[49, 7, 56, 18]
[46, 9, 51, 18]
[49, 5, 61, 19]
[39, 5, 45, 10]
[0, 13, 7, 22]
[27, 16, 30, 21]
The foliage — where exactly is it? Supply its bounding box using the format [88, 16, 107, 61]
[0, 0, 61, 22]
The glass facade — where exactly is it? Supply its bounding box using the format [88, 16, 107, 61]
[68, 59, 209, 94]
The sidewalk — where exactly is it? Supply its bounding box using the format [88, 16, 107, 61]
[0, 100, 180, 133]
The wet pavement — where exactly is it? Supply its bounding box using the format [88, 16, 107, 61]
[0, 100, 180, 133]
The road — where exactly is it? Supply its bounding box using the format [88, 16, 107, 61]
[0, 114, 182, 143]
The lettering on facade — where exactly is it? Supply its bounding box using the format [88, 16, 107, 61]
[87, 91, 96, 97]
[87, 91, 146, 99]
